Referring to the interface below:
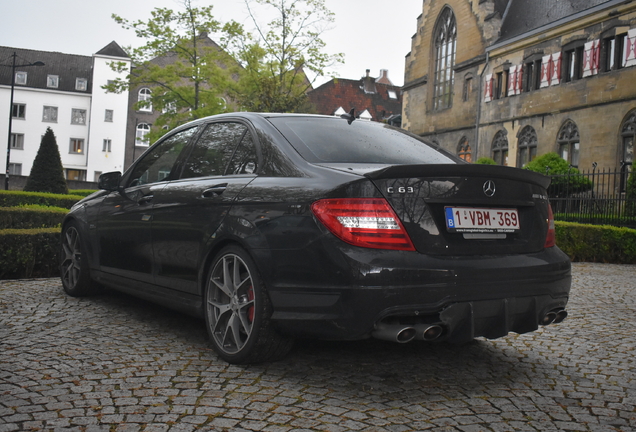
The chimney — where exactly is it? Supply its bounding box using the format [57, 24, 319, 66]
[376, 69, 393, 85]
[362, 69, 376, 94]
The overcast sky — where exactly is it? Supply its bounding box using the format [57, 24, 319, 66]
[2, 0, 423, 87]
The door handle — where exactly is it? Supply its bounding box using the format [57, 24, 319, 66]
[202, 184, 228, 198]
[138, 194, 154, 205]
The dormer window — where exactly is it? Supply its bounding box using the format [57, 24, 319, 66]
[47, 75, 59, 88]
[15, 72, 27, 85]
[359, 109, 373, 121]
[76, 78, 88, 91]
[334, 107, 346, 116]
[388, 90, 397, 99]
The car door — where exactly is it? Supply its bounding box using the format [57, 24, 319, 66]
[151, 121, 260, 294]
[97, 126, 199, 283]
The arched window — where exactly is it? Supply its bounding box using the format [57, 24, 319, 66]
[136, 123, 151, 146]
[433, 8, 457, 111]
[457, 137, 471, 162]
[517, 126, 538, 167]
[492, 130, 509, 166]
[620, 110, 635, 191]
[138, 88, 152, 112]
[557, 120, 580, 167]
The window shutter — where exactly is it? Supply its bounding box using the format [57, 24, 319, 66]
[540, 55, 551, 88]
[583, 40, 600, 77]
[592, 40, 600, 74]
[625, 28, 636, 68]
[508, 66, 517, 96]
[551, 53, 562, 86]
[484, 74, 493, 102]
[516, 65, 524, 94]
[582, 41, 593, 77]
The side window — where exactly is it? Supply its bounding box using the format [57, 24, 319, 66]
[128, 127, 197, 187]
[227, 131, 259, 174]
[181, 122, 251, 179]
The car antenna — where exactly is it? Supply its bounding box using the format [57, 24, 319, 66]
[340, 108, 356, 125]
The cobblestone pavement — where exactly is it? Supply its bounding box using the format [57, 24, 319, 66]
[1, 262, 635, 432]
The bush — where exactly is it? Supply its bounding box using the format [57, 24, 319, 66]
[0, 228, 61, 279]
[625, 169, 636, 218]
[0, 190, 84, 209]
[70, 189, 99, 197]
[475, 157, 497, 165]
[525, 153, 592, 197]
[24, 127, 68, 194]
[555, 221, 636, 264]
[0, 206, 67, 229]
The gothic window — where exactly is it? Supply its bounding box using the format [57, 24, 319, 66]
[492, 131, 509, 166]
[517, 126, 538, 167]
[457, 137, 471, 162]
[557, 120, 580, 167]
[432, 7, 457, 111]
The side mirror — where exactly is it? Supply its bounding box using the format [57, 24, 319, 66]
[98, 171, 122, 191]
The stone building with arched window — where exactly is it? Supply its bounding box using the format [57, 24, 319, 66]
[402, 0, 636, 176]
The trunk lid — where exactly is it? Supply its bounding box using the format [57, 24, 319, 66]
[365, 164, 552, 256]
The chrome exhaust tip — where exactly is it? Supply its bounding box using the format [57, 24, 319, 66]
[553, 310, 568, 323]
[372, 324, 417, 343]
[414, 324, 444, 341]
[541, 311, 557, 325]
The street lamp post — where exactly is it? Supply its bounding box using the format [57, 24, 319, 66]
[3, 52, 44, 190]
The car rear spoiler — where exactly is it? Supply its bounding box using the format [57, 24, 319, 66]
[364, 164, 551, 189]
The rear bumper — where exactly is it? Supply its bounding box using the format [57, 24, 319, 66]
[266, 246, 571, 342]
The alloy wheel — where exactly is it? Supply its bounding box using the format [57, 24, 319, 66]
[207, 253, 255, 354]
[61, 226, 82, 289]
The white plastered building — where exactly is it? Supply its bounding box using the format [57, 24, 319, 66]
[0, 42, 130, 187]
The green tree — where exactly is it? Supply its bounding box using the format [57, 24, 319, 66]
[475, 157, 497, 165]
[524, 152, 592, 197]
[104, 0, 242, 143]
[231, 0, 344, 112]
[24, 127, 68, 194]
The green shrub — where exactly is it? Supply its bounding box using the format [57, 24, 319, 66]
[475, 157, 497, 165]
[0, 206, 67, 229]
[0, 228, 61, 279]
[625, 169, 636, 218]
[525, 153, 592, 197]
[70, 189, 99, 197]
[555, 221, 636, 264]
[0, 190, 84, 209]
[24, 127, 68, 194]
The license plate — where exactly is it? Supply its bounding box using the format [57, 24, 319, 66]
[445, 207, 520, 233]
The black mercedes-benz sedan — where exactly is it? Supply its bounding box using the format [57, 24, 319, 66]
[60, 112, 571, 364]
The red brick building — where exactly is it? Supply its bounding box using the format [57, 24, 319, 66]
[308, 69, 402, 125]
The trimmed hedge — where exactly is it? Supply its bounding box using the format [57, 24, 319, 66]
[0, 190, 84, 209]
[71, 189, 99, 197]
[555, 221, 636, 264]
[0, 206, 67, 229]
[0, 228, 61, 279]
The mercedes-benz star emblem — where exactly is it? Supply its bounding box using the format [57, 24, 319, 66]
[483, 180, 496, 197]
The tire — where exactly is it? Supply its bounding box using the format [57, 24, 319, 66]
[60, 221, 96, 297]
[204, 245, 293, 364]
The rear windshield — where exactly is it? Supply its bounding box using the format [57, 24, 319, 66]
[268, 117, 458, 165]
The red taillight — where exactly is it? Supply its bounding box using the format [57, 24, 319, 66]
[544, 204, 556, 248]
[311, 198, 416, 251]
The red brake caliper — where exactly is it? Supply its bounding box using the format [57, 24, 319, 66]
[247, 286, 255, 323]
